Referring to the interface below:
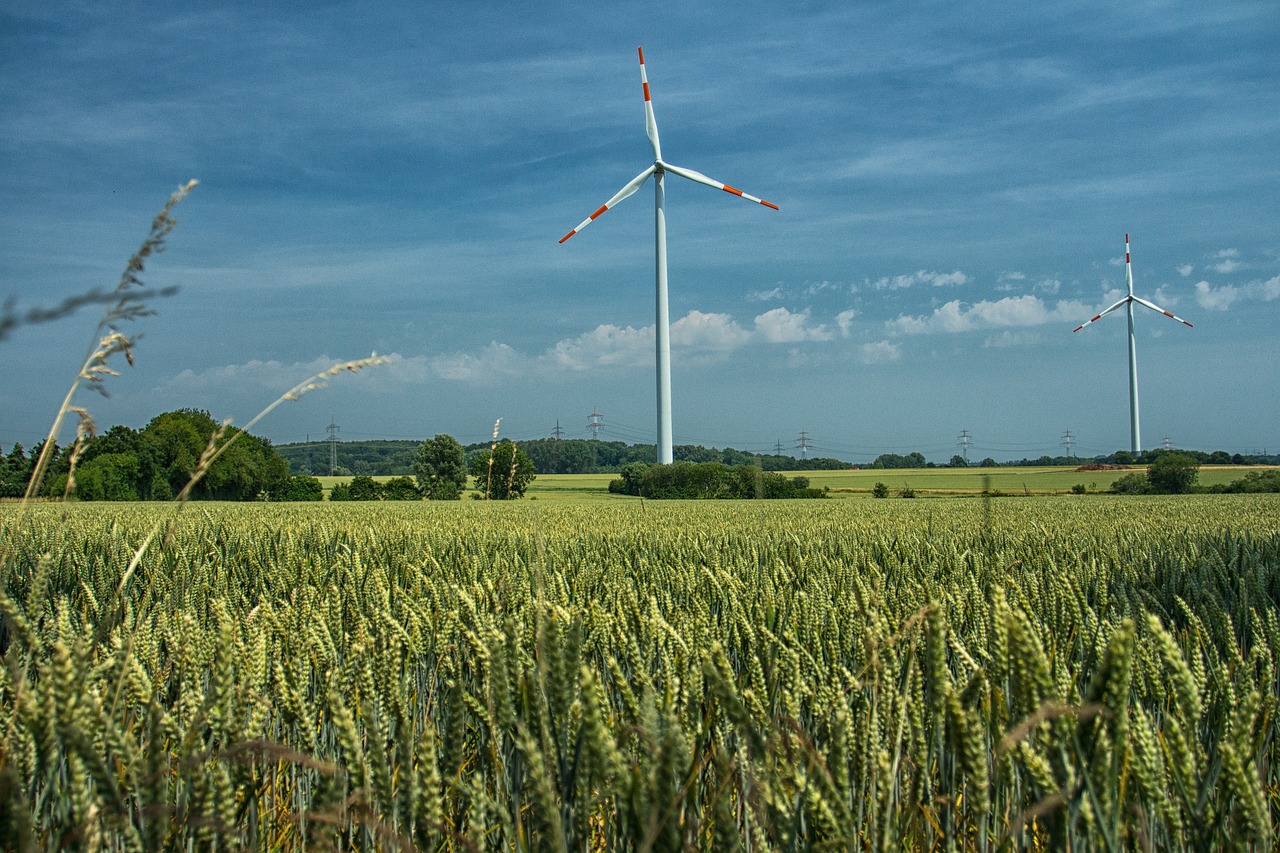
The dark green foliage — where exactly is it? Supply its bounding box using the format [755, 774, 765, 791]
[328, 482, 352, 501]
[1111, 472, 1151, 495]
[380, 476, 421, 501]
[469, 440, 536, 499]
[0, 444, 33, 498]
[413, 434, 466, 500]
[74, 453, 141, 501]
[271, 475, 324, 501]
[1209, 469, 1280, 493]
[872, 451, 928, 469]
[1146, 452, 1200, 494]
[346, 475, 383, 501]
[610, 462, 826, 500]
[872, 481, 890, 498]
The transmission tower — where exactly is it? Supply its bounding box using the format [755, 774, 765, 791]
[552, 419, 564, 440]
[795, 430, 812, 460]
[1060, 429, 1076, 458]
[957, 428, 973, 462]
[1162, 435, 1174, 451]
[587, 407, 604, 440]
[774, 439, 784, 456]
[326, 416, 340, 475]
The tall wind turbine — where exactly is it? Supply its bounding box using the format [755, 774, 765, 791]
[559, 47, 778, 464]
[1073, 233, 1193, 453]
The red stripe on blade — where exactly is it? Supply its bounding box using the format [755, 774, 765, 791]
[589, 205, 608, 220]
[638, 47, 645, 63]
[722, 185, 743, 196]
[643, 82, 650, 101]
[762, 200, 779, 210]
[559, 231, 576, 243]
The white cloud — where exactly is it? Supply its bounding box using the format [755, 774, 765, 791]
[836, 308, 858, 338]
[1177, 264, 1194, 277]
[804, 280, 841, 296]
[1034, 278, 1061, 295]
[983, 331, 1039, 349]
[753, 307, 833, 342]
[543, 323, 652, 371]
[671, 311, 751, 350]
[428, 342, 526, 382]
[748, 286, 784, 301]
[871, 269, 970, 290]
[859, 340, 901, 363]
[1195, 275, 1280, 311]
[887, 295, 1092, 335]
[530, 308, 836, 374]
[1211, 248, 1242, 274]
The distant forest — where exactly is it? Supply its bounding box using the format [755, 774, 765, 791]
[275, 438, 1280, 478]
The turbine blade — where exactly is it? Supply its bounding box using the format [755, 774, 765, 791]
[559, 165, 656, 243]
[1125, 232, 1134, 296]
[661, 161, 780, 210]
[1073, 297, 1131, 332]
[1132, 295, 1194, 327]
[638, 47, 662, 161]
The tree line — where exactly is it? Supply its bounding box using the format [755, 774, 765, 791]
[0, 409, 318, 501]
[607, 462, 826, 500]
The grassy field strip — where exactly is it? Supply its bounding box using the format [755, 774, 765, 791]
[317, 466, 1273, 500]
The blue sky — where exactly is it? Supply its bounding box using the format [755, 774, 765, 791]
[2, 0, 1277, 461]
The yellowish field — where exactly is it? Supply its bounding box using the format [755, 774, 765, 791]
[317, 466, 1273, 501]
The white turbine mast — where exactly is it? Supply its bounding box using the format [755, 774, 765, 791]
[1073, 233, 1193, 453]
[560, 47, 778, 464]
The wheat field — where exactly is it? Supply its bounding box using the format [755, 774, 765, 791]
[1, 495, 1277, 850]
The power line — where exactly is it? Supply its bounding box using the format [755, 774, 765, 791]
[795, 429, 812, 460]
[326, 416, 340, 475]
[587, 406, 604, 440]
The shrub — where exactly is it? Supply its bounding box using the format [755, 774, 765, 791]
[872, 481, 889, 499]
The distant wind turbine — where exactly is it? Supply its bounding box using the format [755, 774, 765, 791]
[559, 47, 778, 465]
[1073, 233, 1193, 453]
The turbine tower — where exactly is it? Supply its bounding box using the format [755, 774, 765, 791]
[1073, 233, 1193, 453]
[560, 47, 778, 464]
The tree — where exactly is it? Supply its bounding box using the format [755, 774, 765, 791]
[271, 475, 323, 501]
[1110, 472, 1150, 495]
[74, 453, 141, 501]
[347, 475, 383, 501]
[1146, 453, 1200, 494]
[469, 441, 535, 499]
[872, 481, 889, 499]
[381, 476, 422, 501]
[414, 434, 467, 500]
[949, 455, 968, 468]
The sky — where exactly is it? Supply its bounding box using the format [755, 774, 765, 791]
[1, 0, 1277, 463]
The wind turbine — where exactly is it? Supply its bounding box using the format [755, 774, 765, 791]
[559, 47, 778, 465]
[1073, 233, 1193, 453]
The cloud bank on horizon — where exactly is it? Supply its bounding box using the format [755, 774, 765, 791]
[1, 0, 1276, 459]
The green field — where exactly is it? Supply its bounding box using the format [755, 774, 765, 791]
[2, 495, 1278, 848]
[318, 465, 1270, 501]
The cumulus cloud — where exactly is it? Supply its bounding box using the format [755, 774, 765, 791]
[748, 286, 784, 301]
[1177, 264, 1194, 277]
[429, 342, 527, 381]
[753, 307, 833, 342]
[1195, 275, 1280, 311]
[871, 269, 969, 290]
[1211, 248, 1242, 274]
[859, 340, 901, 363]
[836, 308, 857, 338]
[1034, 278, 1061, 295]
[544, 323, 652, 371]
[887, 295, 1092, 335]
[530, 308, 835, 373]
